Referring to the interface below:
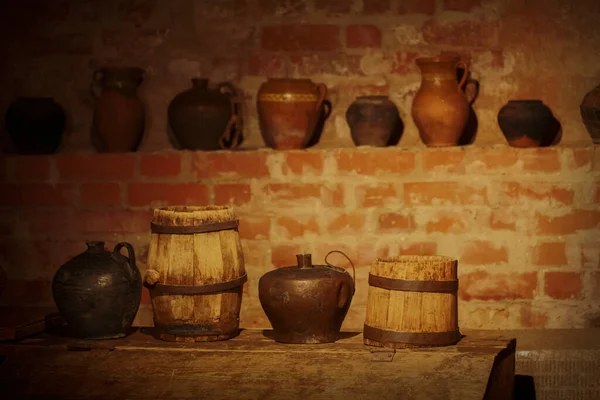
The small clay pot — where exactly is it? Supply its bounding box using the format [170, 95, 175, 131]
[346, 96, 399, 147]
[580, 84, 600, 144]
[497, 100, 555, 147]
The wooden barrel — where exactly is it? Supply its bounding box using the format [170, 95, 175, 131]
[364, 255, 460, 348]
[145, 206, 246, 342]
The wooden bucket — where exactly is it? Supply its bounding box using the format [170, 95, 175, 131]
[145, 206, 246, 342]
[364, 255, 460, 348]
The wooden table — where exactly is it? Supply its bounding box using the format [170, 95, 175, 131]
[0, 329, 516, 400]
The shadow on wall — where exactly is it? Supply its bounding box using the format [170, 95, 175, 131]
[515, 374, 537, 400]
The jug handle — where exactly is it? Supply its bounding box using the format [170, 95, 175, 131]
[90, 69, 104, 99]
[218, 82, 243, 149]
[336, 279, 352, 309]
[315, 83, 328, 112]
[114, 242, 137, 279]
[457, 60, 469, 89]
[325, 250, 356, 289]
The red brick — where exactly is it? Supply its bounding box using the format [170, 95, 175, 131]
[275, 216, 320, 239]
[238, 216, 270, 240]
[0, 183, 75, 207]
[490, 209, 517, 231]
[10, 156, 51, 181]
[422, 19, 499, 47]
[1, 279, 52, 306]
[56, 154, 136, 181]
[443, 0, 480, 12]
[398, 242, 437, 256]
[595, 184, 600, 204]
[21, 209, 71, 237]
[315, 241, 388, 268]
[314, 0, 353, 13]
[271, 243, 313, 268]
[328, 212, 366, 234]
[214, 184, 251, 206]
[335, 150, 415, 175]
[499, 182, 574, 206]
[140, 153, 181, 178]
[392, 51, 421, 74]
[422, 150, 466, 173]
[259, 0, 306, 15]
[398, 0, 436, 15]
[544, 271, 583, 300]
[536, 210, 600, 235]
[264, 183, 320, 201]
[71, 210, 153, 235]
[591, 272, 600, 299]
[247, 53, 286, 77]
[322, 184, 345, 207]
[283, 152, 323, 175]
[425, 214, 467, 233]
[358, 183, 397, 207]
[127, 183, 209, 207]
[192, 152, 269, 179]
[467, 147, 518, 172]
[519, 304, 549, 328]
[461, 240, 508, 265]
[519, 148, 561, 173]
[533, 242, 567, 266]
[261, 25, 340, 51]
[289, 53, 363, 76]
[582, 242, 599, 268]
[564, 148, 593, 171]
[80, 183, 122, 207]
[459, 271, 537, 301]
[378, 213, 415, 231]
[346, 25, 382, 48]
[404, 182, 487, 206]
[362, 0, 390, 14]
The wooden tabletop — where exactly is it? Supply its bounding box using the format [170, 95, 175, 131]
[0, 329, 516, 400]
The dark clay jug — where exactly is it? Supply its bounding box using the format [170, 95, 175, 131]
[581, 84, 600, 144]
[52, 241, 142, 339]
[258, 252, 355, 344]
[497, 100, 555, 147]
[5, 97, 65, 154]
[168, 78, 243, 150]
[346, 96, 399, 147]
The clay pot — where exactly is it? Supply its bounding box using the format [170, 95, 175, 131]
[5, 97, 65, 154]
[497, 100, 555, 147]
[346, 96, 399, 147]
[258, 253, 355, 344]
[411, 56, 470, 147]
[581, 84, 600, 144]
[257, 78, 328, 149]
[52, 241, 142, 339]
[91, 67, 145, 153]
[168, 79, 243, 150]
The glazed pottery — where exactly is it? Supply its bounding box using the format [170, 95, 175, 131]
[168, 79, 243, 150]
[257, 78, 328, 149]
[5, 97, 65, 154]
[497, 100, 555, 147]
[258, 253, 355, 344]
[346, 96, 399, 146]
[411, 56, 470, 147]
[91, 67, 145, 153]
[581, 84, 600, 144]
[52, 241, 142, 339]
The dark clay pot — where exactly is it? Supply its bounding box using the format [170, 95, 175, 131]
[581, 85, 600, 144]
[52, 241, 142, 339]
[346, 96, 399, 147]
[5, 97, 65, 154]
[168, 79, 243, 150]
[258, 254, 354, 344]
[497, 100, 555, 147]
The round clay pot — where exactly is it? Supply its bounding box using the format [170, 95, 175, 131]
[346, 96, 399, 147]
[91, 67, 145, 153]
[580, 84, 600, 144]
[257, 78, 328, 149]
[5, 97, 65, 154]
[52, 241, 142, 339]
[497, 100, 555, 147]
[411, 56, 470, 147]
[168, 78, 243, 150]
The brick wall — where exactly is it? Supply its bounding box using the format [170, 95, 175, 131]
[1, 146, 599, 330]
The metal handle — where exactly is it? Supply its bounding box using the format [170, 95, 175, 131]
[113, 242, 137, 279]
[325, 250, 356, 288]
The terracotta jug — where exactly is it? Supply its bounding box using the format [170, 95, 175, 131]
[168, 79, 243, 150]
[257, 78, 328, 149]
[5, 97, 66, 154]
[52, 241, 142, 339]
[91, 67, 145, 153]
[411, 56, 470, 147]
[346, 96, 399, 147]
[581, 84, 600, 144]
[497, 100, 556, 147]
[258, 252, 355, 344]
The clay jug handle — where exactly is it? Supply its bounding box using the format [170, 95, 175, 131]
[113, 242, 137, 279]
[315, 83, 328, 112]
[325, 250, 356, 288]
[457, 60, 469, 89]
[218, 82, 243, 149]
[90, 69, 104, 99]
